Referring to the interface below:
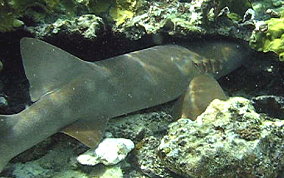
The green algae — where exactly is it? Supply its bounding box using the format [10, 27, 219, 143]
[250, 13, 284, 61]
[110, 0, 141, 26]
[89, 0, 141, 26]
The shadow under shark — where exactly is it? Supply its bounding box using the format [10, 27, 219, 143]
[0, 38, 249, 171]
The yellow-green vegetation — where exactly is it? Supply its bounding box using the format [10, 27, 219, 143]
[110, 0, 137, 26]
[93, 0, 141, 26]
[250, 13, 284, 61]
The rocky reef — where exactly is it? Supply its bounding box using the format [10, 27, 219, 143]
[0, 0, 254, 40]
[158, 97, 284, 177]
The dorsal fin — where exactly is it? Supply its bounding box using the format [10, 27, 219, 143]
[20, 38, 93, 102]
[181, 74, 227, 120]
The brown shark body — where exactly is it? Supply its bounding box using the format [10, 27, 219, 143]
[0, 38, 248, 171]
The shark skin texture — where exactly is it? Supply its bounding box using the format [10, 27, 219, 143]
[0, 38, 248, 172]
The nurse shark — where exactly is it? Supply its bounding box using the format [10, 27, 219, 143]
[0, 38, 248, 171]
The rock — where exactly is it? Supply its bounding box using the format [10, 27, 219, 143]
[107, 111, 175, 142]
[114, 0, 253, 40]
[99, 165, 123, 178]
[90, 165, 124, 178]
[126, 170, 149, 178]
[9, 136, 80, 178]
[0, 96, 8, 107]
[77, 138, 134, 166]
[135, 136, 173, 177]
[53, 170, 89, 178]
[252, 95, 284, 118]
[251, 0, 284, 20]
[1, 0, 255, 41]
[158, 97, 284, 178]
[12, 162, 50, 178]
[30, 14, 104, 39]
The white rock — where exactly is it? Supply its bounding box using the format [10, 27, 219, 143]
[77, 138, 134, 166]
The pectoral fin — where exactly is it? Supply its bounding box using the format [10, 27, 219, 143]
[181, 74, 227, 120]
[61, 118, 109, 148]
[170, 93, 186, 120]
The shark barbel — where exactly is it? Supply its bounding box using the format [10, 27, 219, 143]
[0, 38, 248, 171]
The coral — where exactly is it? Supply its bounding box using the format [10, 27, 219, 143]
[0, 0, 141, 36]
[249, 14, 284, 61]
[0, 0, 254, 40]
[158, 97, 284, 177]
[114, 1, 206, 39]
[77, 138, 134, 166]
[29, 14, 103, 39]
[113, 0, 253, 40]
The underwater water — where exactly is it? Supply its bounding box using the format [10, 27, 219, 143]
[0, 0, 284, 177]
